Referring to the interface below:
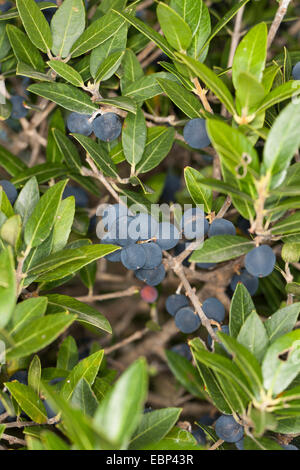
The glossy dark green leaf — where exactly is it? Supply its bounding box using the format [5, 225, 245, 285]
[122, 107, 147, 168]
[184, 166, 212, 213]
[156, 2, 192, 51]
[95, 50, 125, 83]
[237, 311, 268, 362]
[190, 235, 254, 263]
[9, 296, 47, 335]
[136, 126, 175, 174]
[0, 144, 27, 176]
[71, 378, 98, 416]
[47, 60, 84, 87]
[51, 0, 85, 58]
[5, 382, 47, 423]
[57, 335, 78, 371]
[0, 247, 16, 328]
[52, 128, 81, 171]
[6, 24, 44, 71]
[265, 303, 300, 342]
[52, 196, 75, 253]
[16, 0, 52, 53]
[28, 355, 42, 395]
[156, 78, 202, 118]
[229, 283, 255, 338]
[165, 349, 204, 398]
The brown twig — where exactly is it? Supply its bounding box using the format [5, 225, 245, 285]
[105, 328, 148, 355]
[208, 438, 224, 450]
[267, 0, 292, 49]
[76, 286, 139, 303]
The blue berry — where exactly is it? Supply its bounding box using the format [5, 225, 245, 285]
[141, 242, 162, 269]
[92, 112, 122, 142]
[10, 95, 28, 119]
[292, 61, 300, 80]
[43, 399, 56, 419]
[67, 112, 93, 136]
[35, 0, 56, 23]
[0, 399, 5, 415]
[183, 118, 210, 149]
[202, 297, 225, 323]
[192, 427, 206, 445]
[207, 325, 229, 349]
[174, 242, 191, 267]
[197, 262, 216, 269]
[0, 180, 18, 204]
[161, 171, 181, 203]
[208, 218, 236, 237]
[230, 268, 259, 296]
[0, 1, 12, 12]
[135, 263, 166, 286]
[175, 307, 201, 333]
[180, 208, 209, 240]
[166, 294, 189, 316]
[235, 438, 244, 450]
[171, 343, 192, 361]
[102, 203, 131, 231]
[128, 213, 158, 241]
[63, 185, 88, 208]
[121, 243, 146, 270]
[155, 222, 180, 250]
[237, 216, 250, 235]
[198, 413, 217, 426]
[10, 370, 28, 385]
[282, 444, 298, 450]
[245, 245, 275, 278]
[101, 234, 122, 262]
[215, 415, 244, 443]
[110, 216, 137, 246]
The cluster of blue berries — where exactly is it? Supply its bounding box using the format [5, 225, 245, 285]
[67, 111, 122, 142]
[166, 294, 200, 333]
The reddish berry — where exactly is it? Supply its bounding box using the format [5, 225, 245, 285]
[140, 286, 158, 303]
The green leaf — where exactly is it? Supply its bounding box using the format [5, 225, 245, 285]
[5, 382, 47, 424]
[0, 247, 16, 328]
[237, 311, 269, 362]
[243, 435, 282, 450]
[46, 293, 112, 334]
[51, 0, 85, 58]
[11, 163, 67, 187]
[16, 0, 52, 53]
[263, 100, 300, 181]
[113, 10, 176, 60]
[256, 81, 300, 114]
[184, 166, 212, 213]
[90, 23, 128, 79]
[165, 349, 204, 398]
[47, 60, 84, 87]
[95, 50, 125, 83]
[95, 96, 137, 114]
[217, 332, 263, 398]
[232, 23, 267, 89]
[27, 244, 119, 281]
[41, 431, 70, 450]
[28, 355, 41, 395]
[229, 283, 255, 338]
[6, 24, 44, 71]
[71, 11, 126, 57]
[157, 2, 192, 52]
[9, 296, 47, 335]
[71, 378, 98, 416]
[0, 214, 22, 249]
[123, 72, 175, 104]
[142, 427, 201, 451]
[170, 0, 204, 35]
[93, 358, 148, 448]
[200, 0, 250, 54]
[136, 126, 175, 174]
[0, 144, 27, 176]
[28, 82, 97, 114]
[272, 212, 300, 235]
[14, 176, 40, 227]
[265, 303, 300, 342]
[156, 77, 202, 118]
[0, 188, 14, 218]
[6, 313, 76, 360]
[206, 119, 259, 178]
[0, 2, 57, 21]
[52, 128, 81, 171]
[235, 72, 266, 116]
[122, 107, 147, 168]
[129, 408, 182, 450]
[176, 53, 235, 114]
[52, 196, 75, 253]
[120, 48, 143, 90]
[72, 134, 118, 178]
[249, 408, 277, 437]
[57, 336, 78, 371]
[24, 179, 67, 249]
[190, 235, 254, 263]
[16, 62, 53, 82]
[262, 330, 300, 395]
[61, 350, 104, 401]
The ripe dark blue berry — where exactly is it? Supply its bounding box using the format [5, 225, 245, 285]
[215, 415, 244, 443]
[161, 171, 181, 203]
[135, 263, 166, 286]
[35, 0, 56, 23]
[102, 203, 131, 231]
[43, 400, 56, 419]
[192, 427, 206, 445]
[63, 185, 88, 208]
[155, 222, 180, 250]
[10, 370, 28, 385]
[175, 307, 201, 333]
[110, 216, 137, 246]
[10, 95, 28, 119]
[141, 242, 162, 269]
[235, 438, 244, 450]
[197, 262, 216, 269]
[121, 244, 146, 270]
[0, 1, 12, 12]
[245, 245, 276, 278]
[292, 61, 300, 80]
[180, 208, 209, 240]
[171, 343, 192, 361]
[0, 180, 18, 204]
[282, 444, 298, 450]
[140, 285, 158, 303]
[166, 294, 189, 316]
[128, 213, 158, 241]
[230, 268, 259, 296]
[183, 118, 210, 149]
[92, 112, 122, 142]
[101, 234, 122, 262]
[208, 218, 236, 237]
[174, 242, 190, 267]
[202, 297, 225, 323]
[207, 325, 229, 349]
[67, 112, 93, 136]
